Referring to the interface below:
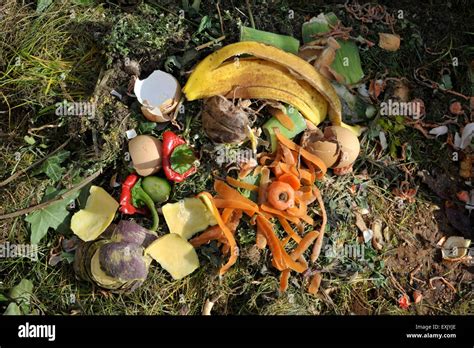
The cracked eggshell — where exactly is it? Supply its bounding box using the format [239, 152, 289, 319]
[134, 70, 181, 122]
[301, 128, 340, 168]
[441, 236, 471, 262]
[128, 135, 162, 176]
[301, 126, 360, 169]
[325, 126, 360, 168]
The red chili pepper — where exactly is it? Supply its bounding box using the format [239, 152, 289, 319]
[162, 130, 197, 182]
[119, 173, 147, 215]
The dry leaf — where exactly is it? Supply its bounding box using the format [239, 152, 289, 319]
[428, 125, 448, 137]
[393, 80, 410, 102]
[371, 219, 384, 250]
[453, 123, 474, 150]
[378, 33, 400, 52]
[413, 290, 423, 304]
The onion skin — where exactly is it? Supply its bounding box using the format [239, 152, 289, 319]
[202, 96, 249, 144]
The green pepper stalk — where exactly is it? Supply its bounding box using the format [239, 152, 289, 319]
[131, 179, 159, 231]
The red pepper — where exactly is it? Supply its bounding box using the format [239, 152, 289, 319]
[162, 130, 197, 182]
[119, 173, 147, 215]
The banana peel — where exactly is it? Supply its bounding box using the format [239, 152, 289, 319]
[190, 58, 328, 125]
[184, 42, 339, 116]
[225, 86, 316, 121]
[183, 41, 362, 135]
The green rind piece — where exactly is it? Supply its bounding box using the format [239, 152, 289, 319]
[240, 26, 300, 54]
[263, 105, 307, 152]
[302, 13, 364, 84]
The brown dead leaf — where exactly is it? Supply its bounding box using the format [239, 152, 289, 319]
[369, 79, 385, 99]
[393, 80, 410, 102]
[378, 33, 400, 51]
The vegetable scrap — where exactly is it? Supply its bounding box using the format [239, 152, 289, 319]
[74, 220, 156, 292]
[162, 131, 198, 182]
[71, 186, 119, 242]
[1, 0, 472, 319]
[187, 130, 332, 293]
[18, 20, 388, 297]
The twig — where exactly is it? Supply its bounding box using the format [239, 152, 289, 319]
[0, 91, 12, 131]
[0, 170, 101, 220]
[216, 1, 224, 36]
[0, 138, 71, 188]
[202, 295, 221, 315]
[389, 270, 407, 295]
[245, 0, 255, 29]
[28, 124, 61, 139]
[409, 264, 424, 285]
[429, 276, 457, 293]
[28, 124, 60, 133]
[414, 67, 469, 100]
[195, 35, 226, 51]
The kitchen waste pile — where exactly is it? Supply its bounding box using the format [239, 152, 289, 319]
[70, 25, 367, 296]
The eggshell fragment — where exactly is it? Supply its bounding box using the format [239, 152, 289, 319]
[128, 135, 162, 176]
[134, 70, 181, 122]
[300, 128, 340, 168]
[325, 126, 360, 168]
[301, 126, 360, 169]
[441, 236, 471, 262]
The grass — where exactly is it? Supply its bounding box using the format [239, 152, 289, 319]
[0, 0, 472, 315]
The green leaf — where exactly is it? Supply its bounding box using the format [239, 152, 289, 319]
[4, 279, 33, 315]
[170, 144, 196, 174]
[440, 74, 453, 90]
[0, 293, 8, 302]
[24, 135, 36, 145]
[182, 0, 190, 11]
[71, 0, 94, 5]
[197, 15, 211, 33]
[25, 188, 79, 245]
[36, 0, 53, 13]
[44, 162, 65, 182]
[138, 121, 157, 134]
[240, 26, 300, 54]
[191, 0, 201, 12]
[61, 252, 75, 264]
[4, 303, 22, 315]
[38, 150, 70, 182]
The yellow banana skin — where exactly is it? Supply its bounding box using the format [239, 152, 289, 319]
[183, 41, 361, 135]
[184, 41, 341, 119]
[225, 85, 320, 123]
[187, 58, 328, 125]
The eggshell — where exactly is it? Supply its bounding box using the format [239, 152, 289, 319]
[134, 70, 181, 122]
[325, 126, 360, 168]
[310, 140, 340, 168]
[441, 236, 471, 262]
[128, 135, 162, 176]
[301, 128, 340, 168]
